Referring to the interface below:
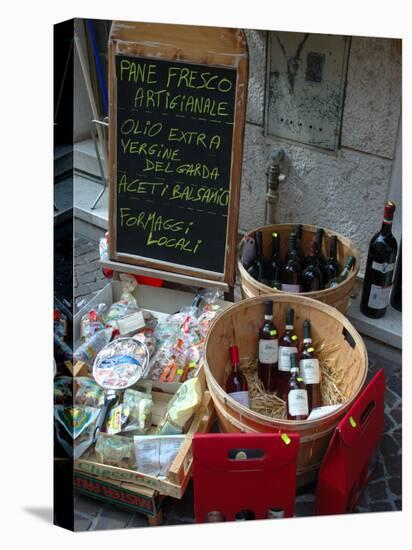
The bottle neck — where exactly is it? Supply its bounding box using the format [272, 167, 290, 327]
[264, 314, 273, 322]
[303, 337, 312, 344]
[380, 219, 393, 236]
[329, 238, 337, 259]
[285, 324, 294, 331]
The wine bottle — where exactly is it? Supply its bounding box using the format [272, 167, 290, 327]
[254, 230, 272, 286]
[269, 232, 283, 290]
[299, 320, 322, 410]
[390, 238, 401, 312]
[294, 224, 305, 266]
[277, 307, 299, 398]
[302, 241, 322, 292]
[226, 345, 250, 407]
[360, 202, 398, 318]
[280, 234, 302, 293]
[286, 353, 309, 421]
[258, 301, 278, 392]
[314, 228, 327, 267]
[327, 255, 356, 288]
[324, 235, 341, 284]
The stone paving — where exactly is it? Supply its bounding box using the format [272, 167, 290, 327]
[71, 235, 402, 531]
[74, 235, 107, 312]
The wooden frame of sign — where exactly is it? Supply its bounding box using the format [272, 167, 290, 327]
[107, 21, 248, 292]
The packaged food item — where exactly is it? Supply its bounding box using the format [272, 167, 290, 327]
[95, 433, 135, 468]
[133, 435, 185, 478]
[105, 276, 139, 327]
[197, 303, 223, 338]
[54, 376, 73, 405]
[93, 337, 149, 389]
[74, 377, 104, 407]
[54, 333, 73, 364]
[80, 307, 106, 342]
[121, 386, 153, 433]
[99, 232, 113, 279]
[157, 377, 202, 435]
[54, 405, 99, 439]
[54, 309, 68, 339]
[73, 327, 113, 366]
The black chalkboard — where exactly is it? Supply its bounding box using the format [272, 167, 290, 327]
[114, 55, 237, 274]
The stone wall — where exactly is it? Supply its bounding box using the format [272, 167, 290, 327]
[240, 31, 402, 274]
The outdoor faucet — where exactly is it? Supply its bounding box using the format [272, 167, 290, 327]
[265, 148, 286, 224]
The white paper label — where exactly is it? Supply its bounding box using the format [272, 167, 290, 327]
[281, 283, 301, 293]
[307, 404, 342, 420]
[288, 389, 309, 417]
[228, 391, 250, 408]
[368, 284, 392, 309]
[259, 339, 278, 364]
[278, 346, 298, 372]
[299, 358, 320, 384]
[372, 261, 395, 274]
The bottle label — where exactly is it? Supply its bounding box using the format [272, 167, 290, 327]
[288, 389, 309, 417]
[278, 346, 298, 372]
[299, 358, 320, 384]
[372, 261, 395, 274]
[259, 339, 278, 364]
[281, 283, 301, 293]
[228, 391, 250, 408]
[368, 284, 392, 310]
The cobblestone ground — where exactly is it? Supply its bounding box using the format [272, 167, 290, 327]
[72, 236, 402, 530]
[74, 236, 107, 312]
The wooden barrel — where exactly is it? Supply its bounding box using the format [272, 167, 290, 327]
[238, 223, 360, 313]
[203, 294, 368, 487]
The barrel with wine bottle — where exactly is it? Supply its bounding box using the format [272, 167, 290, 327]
[238, 223, 360, 313]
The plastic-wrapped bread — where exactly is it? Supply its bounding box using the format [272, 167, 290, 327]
[156, 377, 202, 435]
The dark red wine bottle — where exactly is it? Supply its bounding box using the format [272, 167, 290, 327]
[390, 238, 401, 312]
[324, 235, 341, 284]
[277, 307, 299, 399]
[269, 232, 283, 290]
[286, 353, 309, 421]
[258, 301, 278, 392]
[280, 234, 302, 293]
[360, 202, 398, 318]
[294, 224, 306, 266]
[227, 345, 250, 407]
[302, 241, 322, 292]
[299, 320, 322, 411]
[254, 230, 272, 286]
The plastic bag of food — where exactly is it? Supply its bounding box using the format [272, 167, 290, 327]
[105, 275, 139, 327]
[54, 376, 73, 405]
[73, 327, 113, 366]
[74, 377, 104, 407]
[157, 377, 202, 435]
[54, 309, 68, 339]
[133, 435, 185, 479]
[54, 333, 73, 364]
[121, 385, 153, 434]
[95, 433, 136, 468]
[54, 405, 99, 459]
[80, 306, 106, 342]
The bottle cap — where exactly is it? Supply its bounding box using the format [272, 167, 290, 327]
[264, 301, 273, 316]
[285, 307, 294, 325]
[230, 345, 240, 364]
[383, 201, 396, 222]
[303, 319, 311, 339]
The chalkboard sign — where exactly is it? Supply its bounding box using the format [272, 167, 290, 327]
[108, 22, 248, 286]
